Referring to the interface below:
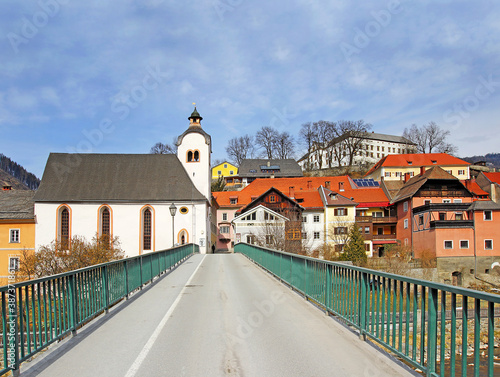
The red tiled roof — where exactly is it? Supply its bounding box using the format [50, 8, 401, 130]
[460, 179, 489, 197]
[365, 153, 470, 176]
[484, 172, 500, 184]
[213, 176, 390, 209]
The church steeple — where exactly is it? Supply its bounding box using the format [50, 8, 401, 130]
[188, 105, 203, 128]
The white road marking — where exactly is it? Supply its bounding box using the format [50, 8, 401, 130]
[124, 255, 206, 377]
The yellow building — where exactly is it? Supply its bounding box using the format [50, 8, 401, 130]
[0, 190, 36, 286]
[212, 161, 238, 180]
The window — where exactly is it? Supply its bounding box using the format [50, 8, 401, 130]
[404, 219, 408, 229]
[377, 146, 380, 151]
[439, 212, 446, 221]
[384, 172, 391, 177]
[403, 201, 408, 212]
[264, 212, 275, 221]
[222, 213, 228, 221]
[455, 213, 463, 220]
[409, 172, 414, 177]
[143, 208, 152, 250]
[424, 200, 431, 205]
[180, 207, 189, 214]
[395, 172, 401, 177]
[187, 151, 193, 162]
[244, 212, 256, 221]
[485, 240, 493, 250]
[266, 235, 274, 245]
[59, 206, 70, 249]
[220, 226, 230, 234]
[313, 215, 320, 223]
[313, 232, 320, 240]
[230, 197, 237, 204]
[398, 148, 401, 153]
[224, 164, 227, 168]
[217, 170, 222, 175]
[418, 215, 423, 225]
[194, 151, 199, 162]
[302, 232, 307, 239]
[458, 169, 465, 175]
[334, 208, 347, 216]
[247, 235, 256, 244]
[444, 240, 453, 249]
[484, 210, 492, 221]
[442, 199, 451, 203]
[9, 229, 20, 243]
[372, 211, 383, 218]
[446, 170, 452, 174]
[364, 226, 370, 234]
[334, 227, 347, 235]
[100, 207, 111, 241]
[269, 195, 276, 203]
[9, 257, 20, 272]
[302, 216, 307, 223]
[230, 171, 234, 175]
[453, 199, 462, 203]
[460, 240, 469, 249]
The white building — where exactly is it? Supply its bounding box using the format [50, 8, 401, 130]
[34, 108, 213, 255]
[298, 132, 416, 171]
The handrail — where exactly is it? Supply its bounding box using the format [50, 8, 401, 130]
[236, 243, 499, 377]
[0, 243, 198, 375]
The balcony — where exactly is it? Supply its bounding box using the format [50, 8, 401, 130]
[413, 203, 470, 214]
[362, 233, 397, 241]
[355, 216, 397, 223]
[430, 220, 473, 229]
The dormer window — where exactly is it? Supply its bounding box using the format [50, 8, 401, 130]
[431, 160, 437, 164]
[407, 161, 413, 165]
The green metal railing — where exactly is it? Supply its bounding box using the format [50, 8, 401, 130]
[0, 243, 197, 376]
[236, 243, 500, 377]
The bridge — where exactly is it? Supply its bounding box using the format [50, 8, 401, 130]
[1, 244, 499, 376]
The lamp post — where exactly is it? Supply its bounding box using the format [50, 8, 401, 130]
[169, 203, 177, 248]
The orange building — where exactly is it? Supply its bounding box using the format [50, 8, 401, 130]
[0, 190, 36, 286]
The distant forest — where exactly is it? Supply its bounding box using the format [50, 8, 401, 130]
[462, 153, 500, 168]
[0, 154, 40, 190]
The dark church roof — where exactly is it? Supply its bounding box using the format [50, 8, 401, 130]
[34, 153, 206, 203]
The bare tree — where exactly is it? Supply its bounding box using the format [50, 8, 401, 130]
[255, 127, 280, 159]
[310, 121, 336, 169]
[226, 135, 255, 165]
[274, 131, 295, 159]
[150, 139, 177, 154]
[402, 122, 457, 155]
[335, 120, 372, 167]
[298, 122, 316, 170]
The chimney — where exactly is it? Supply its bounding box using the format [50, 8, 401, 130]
[339, 182, 345, 191]
[404, 173, 410, 183]
[307, 180, 313, 190]
[289, 186, 295, 198]
[324, 181, 330, 189]
[420, 166, 425, 176]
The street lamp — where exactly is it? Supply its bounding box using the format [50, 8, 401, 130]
[169, 203, 177, 247]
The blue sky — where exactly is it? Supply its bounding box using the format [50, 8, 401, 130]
[1, 0, 499, 178]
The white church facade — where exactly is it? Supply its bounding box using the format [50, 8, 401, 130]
[34, 108, 214, 255]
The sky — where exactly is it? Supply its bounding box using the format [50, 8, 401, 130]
[1, 0, 499, 178]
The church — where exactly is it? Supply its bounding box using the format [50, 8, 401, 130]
[34, 108, 213, 255]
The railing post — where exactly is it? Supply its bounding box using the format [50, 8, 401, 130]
[124, 261, 129, 300]
[103, 265, 109, 314]
[427, 287, 438, 376]
[359, 271, 368, 341]
[140, 255, 143, 290]
[68, 275, 78, 336]
[325, 264, 332, 315]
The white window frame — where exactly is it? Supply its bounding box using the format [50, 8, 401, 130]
[9, 229, 20, 243]
[404, 219, 408, 229]
[313, 215, 320, 223]
[458, 169, 465, 175]
[453, 199, 462, 203]
[302, 216, 307, 223]
[9, 256, 20, 272]
[459, 240, 469, 249]
[313, 232, 320, 240]
[444, 240, 453, 249]
[442, 199, 451, 203]
[485, 239, 493, 250]
[484, 210, 492, 221]
[222, 213, 228, 221]
[403, 201, 408, 212]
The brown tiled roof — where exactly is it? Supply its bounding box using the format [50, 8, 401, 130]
[0, 190, 35, 219]
[34, 153, 206, 202]
[319, 187, 358, 207]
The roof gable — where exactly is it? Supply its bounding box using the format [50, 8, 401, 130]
[34, 153, 206, 202]
[238, 159, 303, 178]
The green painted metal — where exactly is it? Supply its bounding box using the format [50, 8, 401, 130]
[0, 243, 197, 375]
[236, 243, 500, 376]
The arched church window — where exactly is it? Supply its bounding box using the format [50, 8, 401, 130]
[187, 151, 193, 162]
[59, 206, 71, 249]
[100, 206, 111, 245]
[143, 208, 152, 250]
[194, 150, 199, 162]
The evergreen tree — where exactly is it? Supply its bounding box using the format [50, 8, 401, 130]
[340, 224, 367, 265]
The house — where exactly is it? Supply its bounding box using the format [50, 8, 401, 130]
[211, 161, 239, 186]
[298, 132, 416, 171]
[390, 166, 500, 284]
[34, 107, 214, 255]
[365, 153, 471, 181]
[232, 187, 303, 252]
[0, 190, 36, 285]
[237, 159, 303, 187]
[476, 172, 500, 203]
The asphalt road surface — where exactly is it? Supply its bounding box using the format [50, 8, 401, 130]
[23, 254, 416, 377]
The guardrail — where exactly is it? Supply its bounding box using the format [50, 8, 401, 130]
[0, 243, 198, 376]
[235, 243, 500, 377]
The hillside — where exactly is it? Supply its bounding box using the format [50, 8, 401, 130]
[0, 154, 40, 190]
[462, 153, 500, 168]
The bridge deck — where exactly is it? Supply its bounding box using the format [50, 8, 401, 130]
[22, 254, 415, 377]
